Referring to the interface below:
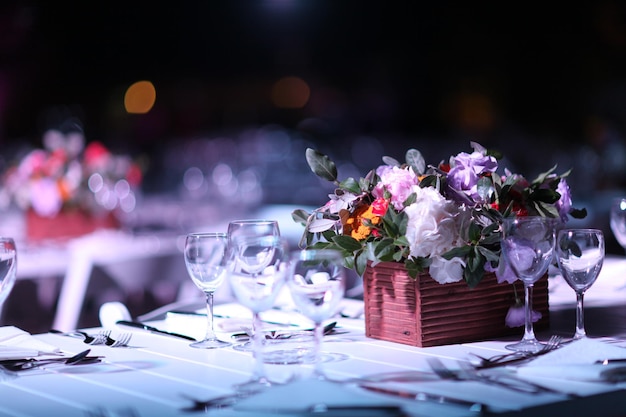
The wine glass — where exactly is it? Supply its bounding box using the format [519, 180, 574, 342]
[184, 232, 230, 349]
[501, 217, 556, 353]
[227, 219, 280, 350]
[287, 249, 346, 380]
[0, 237, 17, 318]
[556, 228, 604, 340]
[610, 198, 626, 254]
[226, 234, 288, 393]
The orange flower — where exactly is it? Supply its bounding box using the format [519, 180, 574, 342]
[343, 203, 383, 241]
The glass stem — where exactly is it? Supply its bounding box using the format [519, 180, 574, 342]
[574, 292, 587, 339]
[312, 322, 325, 379]
[522, 283, 536, 342]
[204, 291, 217, 341]
[251, 312, 267, 382]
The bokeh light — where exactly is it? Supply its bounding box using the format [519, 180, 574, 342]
[270, 76, 310, 109]
[124, 81, 157, 114]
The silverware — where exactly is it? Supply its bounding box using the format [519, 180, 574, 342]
[230, 321, 339, 341]
[359, 383, 488, 413]
[49, 329, 107, 345]
[116, 320, 196, 341]
[427, 357, 578, 397]
[103, 332, 132, 347]
[0, 349, 102, 371]
[470, 335, 563, 369]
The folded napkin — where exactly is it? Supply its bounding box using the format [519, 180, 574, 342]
[0, 326, 61, 359]
[517, 338, 626, 382]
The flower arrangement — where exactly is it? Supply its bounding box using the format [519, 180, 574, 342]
[2, 127, 143, 218]
[292, 141, 587, 290]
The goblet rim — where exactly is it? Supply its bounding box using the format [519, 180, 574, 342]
[228, 219, 278, 226]
[186, 232, 227, 238]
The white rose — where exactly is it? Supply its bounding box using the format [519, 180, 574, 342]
[429, 256, 465, 284]
[405, 186, 463, 259]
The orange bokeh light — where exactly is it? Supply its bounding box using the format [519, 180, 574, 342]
[270, 76, 310, 109]
[124, 80, 156, 114]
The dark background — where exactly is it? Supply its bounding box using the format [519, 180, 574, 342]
[2, 1, 626, 149]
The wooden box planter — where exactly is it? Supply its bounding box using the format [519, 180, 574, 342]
[363, 261, 550, 347]
[26, 208, 119, 242]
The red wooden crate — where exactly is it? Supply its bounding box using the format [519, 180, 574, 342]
[363, 261, 550, 347]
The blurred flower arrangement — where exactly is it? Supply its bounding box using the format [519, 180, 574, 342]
[2, 127, 143, 219]
[293, 142, 587, 325]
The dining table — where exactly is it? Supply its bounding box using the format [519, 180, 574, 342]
[2, 256, 626, 417]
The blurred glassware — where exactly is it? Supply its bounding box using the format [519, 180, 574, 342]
[610, 198, 626, 254]
[501, 217, 556, 353]
[227, 220, 287, 393]
[0, 238, 17, 318]
[287, 249, 346, 380]
[556, 228, 604, 341]
[184, 232, 230, 349]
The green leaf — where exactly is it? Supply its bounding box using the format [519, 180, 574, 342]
[373, 239, 396, 261]
[291, 209, 310, 225]
[405, 257, 430, 279]
[305, 148, 337, 182]
[309, 218, 340, 233]
[355, 250, 369, 276]
[382, 155, 401, 167]
[331, 235, 363, 252]
[570, 207, 587, 219]
[406, 148, 426, 175]
[477, 246, 500, 263]
[530, 188, 560, 204]
[340, 177, 361, 194]
[442, 246, 472, 260]
[468, 221, 481, 242]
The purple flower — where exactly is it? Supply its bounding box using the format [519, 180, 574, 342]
[446, 151, 498, 203]
[505, 304, 542, 328]
[555, 178, 572, 222]
[485, 255, 518, 284]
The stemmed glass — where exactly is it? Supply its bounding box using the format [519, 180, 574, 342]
[184, 232, 230, 349]
[0, 237, 17, 319]
[610, 198, 626, 254]
[287, 249, 346, 380]
[501, 217, 556, 353]
[226, 232, 288, 393]
[227, 219, 280, 352]
[556, 229, 604, 341]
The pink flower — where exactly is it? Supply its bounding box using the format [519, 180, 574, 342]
[371, 198, 389, 216]
[372, 165, 418, 211]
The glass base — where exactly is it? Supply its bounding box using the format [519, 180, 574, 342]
[233, 377, 273, 395]
[505, 338, 546, 353]
[190, 338, 231, 349]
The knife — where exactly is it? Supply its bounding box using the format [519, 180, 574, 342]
[116, 320, 197, 341]
[359, 384, 488, 413]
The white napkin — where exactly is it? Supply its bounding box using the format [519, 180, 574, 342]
[0, 326, 61, 359]
[517, 338, 626, 382]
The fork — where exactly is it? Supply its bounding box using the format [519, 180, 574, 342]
[426, 357, 567, 395]
[50, 329, 107, 345]
[107, 332, 132, 347]
[470, 335, 563, 369]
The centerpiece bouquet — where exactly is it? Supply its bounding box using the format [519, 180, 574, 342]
[292, 141, 586, 322]
[3, 128, 143, 219]
[1, 126, 143, 241]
